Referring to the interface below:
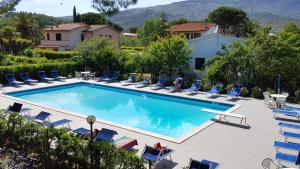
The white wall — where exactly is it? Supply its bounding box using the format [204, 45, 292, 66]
[189, 33, 242, 70]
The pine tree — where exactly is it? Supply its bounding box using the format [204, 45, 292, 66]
[73, 6, 77, 23]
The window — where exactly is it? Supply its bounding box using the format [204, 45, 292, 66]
[81, 34, 84, 41]
[191, 33, 201, 39]
[47, 33, 50, 40]
[99, 34, 103, 37]
[195, 58, 205, 70]
[56, 33, 62, 41]
[109, 35, 112, 38]
[186, 33, 190, 39]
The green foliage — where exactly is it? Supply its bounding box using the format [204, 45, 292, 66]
[137, 16, 169, 46]
[295, 90, 300, 103]
[208, 6, 247, 33]
[168, 18, 189, 27]
[146, 35, 191, 80]
[92, 0, 138, 16]
[0, 62, 79, 84]
[80, 12, 123, 31]
[203, 23, 300, 100]
[251, 87, 263, 99]
[24, 48, 78, 59]
[240, 87, 250, 97]
[120, 35, 141, 47]
[0, 110, 145, 169]
[0, 0, 20, 14]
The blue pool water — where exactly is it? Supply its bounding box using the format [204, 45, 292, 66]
[9, 83, 232, 138]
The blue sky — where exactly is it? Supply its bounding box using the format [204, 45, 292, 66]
[15, 0, 184, 17]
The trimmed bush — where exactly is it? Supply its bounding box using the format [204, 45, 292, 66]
[251, 87, 263, 99]
[0, 62, 80, 84]
[24, 48, 78, 59]
[240, 87, 250, 97]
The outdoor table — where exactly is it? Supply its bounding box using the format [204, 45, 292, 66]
[81, 71, 91, 80]
[271, 94, 288, 108]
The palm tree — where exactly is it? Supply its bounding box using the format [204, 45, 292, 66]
[0, 0, 20, 14]
[0, 25, 18, 53]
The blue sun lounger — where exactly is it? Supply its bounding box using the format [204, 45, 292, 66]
[6, 74, 23, 86]
[274, 141, 300, 151]
[103, 71, 119, 82]
[273, 109, 300, 120]
[26, 111, 51, 124]
[135, 80, 150, 88]
[121, 75, 136, 86]
[184, 84, 200, 93]
[283, 105, 300, 111]
[278, 122, 300, 133]
[188, 158, 220, 169]
[282, 131, 300, 142]
[151, 79, 165, 89]
[166, 78, 183, 92]
[225, 88, 241, 99]
[72, 127, 90, 138]
[275, 152, 298, 164]
[5, 102, 23, 114]
[21, 72, 38, 84]
[51, 70, 67, 80]
[44, 119, 72, 130]
[38, 71, 55, 81]
[94, 128, 118, 142]
[205, 86, 222, 97]
[98, 71, 110, 81]
[141, 145, 174, 168]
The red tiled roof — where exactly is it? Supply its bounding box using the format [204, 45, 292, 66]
[168, 23, 216, 33]
[43, 23, 88, 31]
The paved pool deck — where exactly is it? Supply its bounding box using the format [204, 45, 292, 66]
[0, 78, 299, 169]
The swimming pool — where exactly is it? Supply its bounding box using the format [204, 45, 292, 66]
[8, 82, 234, 141]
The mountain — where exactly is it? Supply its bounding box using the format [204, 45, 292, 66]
[108, 0, 300, 31]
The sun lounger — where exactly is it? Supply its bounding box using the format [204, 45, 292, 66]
[5, 102, 23, 114]
[44, 119, 72, 130]
[51, 70, 67, 80]
[166, 78, 183, 92]
[98, 71, 110, 81]
[21, 72, 38, 84]
[275, 152, 298, 164]
[103, 71, 119, 82]
[278, 122, 300, 133]
[38, 71, 55, 81]
[151, 79, 165, 89]
[184, 84, 200, 94]
[6, 74, 23, 86]
[26, 111, 51, 124]
[283, 105, 300, 112]
[121, 75, 136, 86]
[141, 145, 174, 168]
[94, 128, 118, 142]
[135, 80, 150, 88]
[282, 131, 300, 142]
[273, 109, 300, 120]
[225, 88, 241, 100]
[202, 108, 247, 125]
[112, 136, 138, 151]
[205, 86, 222, 97]
[274, 141, 300, 152]
[188, 158, 220, 169]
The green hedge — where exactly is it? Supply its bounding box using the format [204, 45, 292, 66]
[0, 62, 80, 84]
[24, 48, 78, 60]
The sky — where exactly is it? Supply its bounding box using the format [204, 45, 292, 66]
[15, 0, 184, 17]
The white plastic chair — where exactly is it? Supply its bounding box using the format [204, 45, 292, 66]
[263, 92, 276, 108]
[75, 71, 82, 79]
[280, 93, 289, 106]
[91, 72, 96, 80]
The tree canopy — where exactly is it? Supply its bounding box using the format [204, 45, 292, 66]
[203, 23, 300, 96]
[0, 0, 20, 14]
[92, 0, 138, 15]
[208, 7, 247, 33]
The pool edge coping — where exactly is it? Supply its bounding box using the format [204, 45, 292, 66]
[1, 80, 242, 144]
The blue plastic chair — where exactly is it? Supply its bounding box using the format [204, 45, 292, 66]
[275, 152, 298, 163]
[283, 105, 300, 111]
[103, 71, 119, 82]
[282, 131, 300, 142]
[94, 128, 118, 142]
[6, 74, 23, 86]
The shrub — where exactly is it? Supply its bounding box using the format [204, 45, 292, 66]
[24, 49, 78, 59]
[251, 87, 263, 99]
[295, 90, 300, 103]
[0, 62, 80, 84]
[240, 87, 250, 97]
